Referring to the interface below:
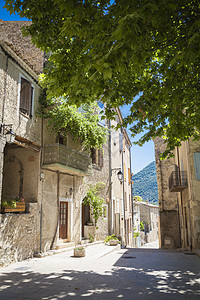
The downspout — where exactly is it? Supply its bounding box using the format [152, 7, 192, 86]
[121, 127, 127, 247]
[2, 53, 8, 124]
[108, 120, 113, 234]
[39, 118, 44, 253]
[176, 146, 184, 249]
[129, 145, 134, 247]
[185, 141, 192, 251]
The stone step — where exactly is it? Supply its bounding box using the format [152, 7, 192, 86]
[80, 239, 90, 245]
[55, 241, 75, 250]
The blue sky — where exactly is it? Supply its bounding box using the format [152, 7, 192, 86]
[0, 1, 155, 174]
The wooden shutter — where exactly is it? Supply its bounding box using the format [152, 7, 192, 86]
[124, 163, 126, 181]
[193, 153, 200, 180]
[128, 168, 131, 184]
[99, 148, 103, 167]
[20, 78, 32, 116]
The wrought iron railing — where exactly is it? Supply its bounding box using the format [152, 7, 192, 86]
[169, 169, 187, 192]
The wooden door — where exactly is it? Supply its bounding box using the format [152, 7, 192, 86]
[59, 201, 68, 239]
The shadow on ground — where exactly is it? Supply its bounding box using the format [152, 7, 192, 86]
[0, 248, 200, 299]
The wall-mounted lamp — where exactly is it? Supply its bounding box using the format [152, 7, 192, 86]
[40, 172, 45, 180]
[1, 124, 15, 144]
[111, 168, 123, 183]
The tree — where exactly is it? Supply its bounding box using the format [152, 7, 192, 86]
[4, 0, 200, 157]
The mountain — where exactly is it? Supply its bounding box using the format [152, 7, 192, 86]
[132, 161, 158, 205]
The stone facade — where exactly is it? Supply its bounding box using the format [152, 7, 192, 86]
[154, 136, 200, 252]
[110, 110, 133, 247]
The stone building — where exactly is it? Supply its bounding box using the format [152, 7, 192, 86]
[132, 200, 159, 247]
[110, 109, 133, 247]
[0, 20, 133, 266]
[154, 136, 200, 252]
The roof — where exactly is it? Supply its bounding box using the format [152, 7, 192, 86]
[0, 41, 39, 82]
[0, 20, 44, 75]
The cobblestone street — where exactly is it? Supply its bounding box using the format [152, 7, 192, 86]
[0, 243, 200, 299]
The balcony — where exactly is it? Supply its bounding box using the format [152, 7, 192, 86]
[43, 144, 92, 176]
[169, 169, 187, 192]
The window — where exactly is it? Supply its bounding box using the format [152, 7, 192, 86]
[125, 192, 127, 211]
[91, 148, 103, 167]
[56, 134, 67, 146]
[19, 77, 34, 117]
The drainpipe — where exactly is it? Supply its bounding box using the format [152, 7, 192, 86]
[39, 118, 44, 253]
[108, 120, 113, 234]
[129, 145, 134, 247]
[121, 127, 127, 247]
[2, 53, 8, 124]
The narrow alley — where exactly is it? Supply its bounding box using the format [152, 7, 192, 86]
[0, 243, 200, 299]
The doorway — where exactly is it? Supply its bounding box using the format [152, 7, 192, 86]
[59, 201, 68, 239]
[82, 203, 90, 238]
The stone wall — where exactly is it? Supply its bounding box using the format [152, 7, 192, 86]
[154, 137, 181, 249]
[0, 203, 40, 267]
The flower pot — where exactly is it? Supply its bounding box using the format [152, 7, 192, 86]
[87, 222, 93, 226]
[1, 201, 25, 213]
[109, 240, 119, 246]
[74, 248, 85, 257]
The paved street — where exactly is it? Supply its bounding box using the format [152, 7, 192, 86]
[0, 243, 200, 300]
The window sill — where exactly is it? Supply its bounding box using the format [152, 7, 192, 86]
[19, 111, 32, 120]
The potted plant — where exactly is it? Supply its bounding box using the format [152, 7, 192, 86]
[74, 246, 86, 257]
[104, 234, 120, 246]
[87, 221, 93, 226]
[1, 196, 26, 213]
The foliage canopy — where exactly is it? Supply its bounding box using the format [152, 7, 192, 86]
[5, 0, 200, 157]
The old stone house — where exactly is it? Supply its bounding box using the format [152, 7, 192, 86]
[154, 136, 200, 252]
[110, 109, 133, 247]
[0, 20, 133, 266]
[132, 200, 159, 247]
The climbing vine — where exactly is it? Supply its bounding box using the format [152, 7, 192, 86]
[38, 92, 107, 149]
[83, 182, 106, 226]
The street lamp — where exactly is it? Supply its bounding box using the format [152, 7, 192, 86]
[1, 124, 15, 144]
[111, 168, 123, 183]
[117, 170, 123, 182]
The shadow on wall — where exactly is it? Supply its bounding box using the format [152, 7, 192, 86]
[0, 249, 200, 299]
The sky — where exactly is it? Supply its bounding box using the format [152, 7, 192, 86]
[0, 1, 155, 174]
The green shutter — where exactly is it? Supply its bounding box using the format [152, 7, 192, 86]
[193, 153, 200, 180]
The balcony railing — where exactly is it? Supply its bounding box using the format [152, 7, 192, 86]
[169, 169, 187, 192]
[43, 144, 92, 176]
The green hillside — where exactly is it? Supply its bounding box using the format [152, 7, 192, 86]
[132, 161, 158, 205]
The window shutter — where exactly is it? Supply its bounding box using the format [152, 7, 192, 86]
[128, 168, 131, 184]
[99, 148, 103, 167]
[193, 153, 200, 180]
[20, 78, 32, 116]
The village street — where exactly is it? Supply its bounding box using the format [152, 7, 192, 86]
[0, 242, 200, 300]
